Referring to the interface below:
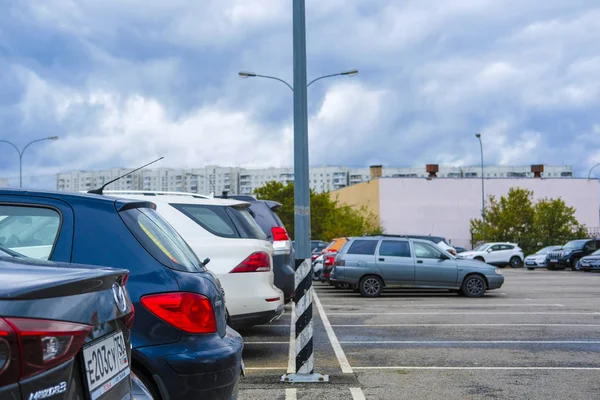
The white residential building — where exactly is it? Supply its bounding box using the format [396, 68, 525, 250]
[56, 164, 574, 195]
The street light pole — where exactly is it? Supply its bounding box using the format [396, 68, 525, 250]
[588, 163, 600, 180]
[475, 133, 485, 240]
[0, 136, 59, 188]
[238, 69, 358, 92]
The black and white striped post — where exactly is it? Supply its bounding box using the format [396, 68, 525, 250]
[281, 0, 328, 384]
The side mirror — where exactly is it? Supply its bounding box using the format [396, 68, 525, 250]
[202, 257, 211, 266]
[487, 248, 493, 253]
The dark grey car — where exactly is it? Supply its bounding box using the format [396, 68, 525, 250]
[329, 236, 504, 297]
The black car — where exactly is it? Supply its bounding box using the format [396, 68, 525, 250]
[0, 189, 243, 400]
[219, 195, 295, 302]
[0, 255, 135, 400]
[546, 239, 600, 270]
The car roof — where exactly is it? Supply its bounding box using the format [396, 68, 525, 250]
[103, 190, 249, 207]
[0, 188, 141, 206]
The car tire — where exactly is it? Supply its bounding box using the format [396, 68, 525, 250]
[570, 258, 579, 271]
[509, 256, 522, 268]
[359, 275, 383, 297]
[460, 275, 487, 298]
[132, 366, 162, 400]
[527, 267, 534, 271]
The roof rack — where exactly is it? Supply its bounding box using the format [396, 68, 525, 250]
[103, 190, 212, 199]
[362, 234, 407, 238]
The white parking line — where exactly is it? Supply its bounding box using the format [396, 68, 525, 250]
[245, 367, 287, 370]
[287, 303, 296, 374]
[285, 388, 297, 400]
[350, 387, 366, 400]
[324, 303, 566, 308]
[340, 340, 600, 344]
[332, 323, 600, 327]
[313, 290, 353, 373]
[327, 312, 600, 315]
[353, 366, 600, 371]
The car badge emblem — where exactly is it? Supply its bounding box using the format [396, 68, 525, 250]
[112, 283, 128, 313]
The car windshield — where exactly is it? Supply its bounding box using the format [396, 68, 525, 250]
[0, 244, 24, 258]
[563, 240, 587, 250]
[473, 243, 490, 252]
[535, 246, 559, 255]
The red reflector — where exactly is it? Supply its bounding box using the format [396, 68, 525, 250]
[231, 252, 271, 273]
[265, 297, 280, 302]
[121, 273, 129, 286]
[271, 227, 290, 242]
[4, 318, 92, 380]
[141, 292, 217, 334]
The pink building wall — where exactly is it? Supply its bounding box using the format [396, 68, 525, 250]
[379, 178, 600, 248]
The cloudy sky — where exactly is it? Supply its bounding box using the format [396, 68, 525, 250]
[1, 0, 600, 188]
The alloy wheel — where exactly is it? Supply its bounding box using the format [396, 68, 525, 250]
[363, 278, 381, 296]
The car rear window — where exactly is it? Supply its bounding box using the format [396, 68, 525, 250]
[171, 204, 266, 240]
[347, 240, 378, 255]
[120, 207, 204, 272]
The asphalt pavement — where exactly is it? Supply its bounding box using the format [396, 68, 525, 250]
[238, 269, 600, 399]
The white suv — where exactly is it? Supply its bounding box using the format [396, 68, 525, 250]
[457, 242, 524, 268]
[106, 191, 284, 328]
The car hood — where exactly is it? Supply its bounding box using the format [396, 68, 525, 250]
[458, 251, 479, 258]
[525, 254, 547, 260]
[455, 258, 497, 272]
[581, 255, 600, 261]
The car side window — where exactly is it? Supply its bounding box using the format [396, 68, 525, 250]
[501, 245, 514, 250]
[379, 240, 411, 257]
[586, 241, 597, 251]
[490, 245, 502, 252]
[414, 242, 443, 259]
[0, 205, 61, 260]
[347, 240, 378, 255]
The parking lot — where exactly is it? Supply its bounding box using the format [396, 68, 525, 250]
[239, 269, 600, 399]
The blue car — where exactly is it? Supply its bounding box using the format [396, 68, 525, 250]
[0, 189, 244, 400]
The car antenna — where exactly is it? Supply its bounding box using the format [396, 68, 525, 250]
[87, 157, 164, 195]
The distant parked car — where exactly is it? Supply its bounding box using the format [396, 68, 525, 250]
[579, 249, 600, 272]
[0, 255, 137, 400]
[457, 242, 524, 268]
[402, 235, 457, 256]
[524, 245, 563, 270]
[546, 239, 600, 271]
[454, 246, 467, 254]
[107, 191, 285, 328]
[321, 237, 348, 254]
[330, 236, 504, 297]
[220, 195, 295, 303]
[0, 189, 243, 400]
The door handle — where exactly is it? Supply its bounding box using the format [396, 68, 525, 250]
[379, 258, 385, 261]
[417, 260, 423, 264]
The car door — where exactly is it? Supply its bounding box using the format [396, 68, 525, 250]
[485, 244, 504, 264]
[0, 196, 74, 262]
[375, 239, 415, 285]
[412, 241, 458, 287]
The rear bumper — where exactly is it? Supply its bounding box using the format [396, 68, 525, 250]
[134, 327, 244, 400]
[229, 304, 285, 328]
[272, 253, 295, 301]
[220, 273, 284, 321]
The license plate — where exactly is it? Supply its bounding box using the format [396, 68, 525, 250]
[526, 261, 535, 265]
[550, 260, 557, 263]
[83, 331, 130, 400]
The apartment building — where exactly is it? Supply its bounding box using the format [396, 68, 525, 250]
[56, 164, 574, 195]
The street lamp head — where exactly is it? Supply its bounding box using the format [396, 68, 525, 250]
[238, 71, 257, 79]
[341, 69, 359, 76]
[47, 136, 59, 140]
[475, 133, 481, 139]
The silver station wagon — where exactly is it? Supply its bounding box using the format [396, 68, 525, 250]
[329, 235, 504, 297]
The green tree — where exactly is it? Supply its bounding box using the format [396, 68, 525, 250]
[253, 181, 383, 241]
[470, 187, 588, 254]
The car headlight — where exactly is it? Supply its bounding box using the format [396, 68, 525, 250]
[563, 250, 571, 256]
[495, 269, 502, 275]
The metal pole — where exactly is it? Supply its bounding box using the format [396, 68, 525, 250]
[476, 134, 485, 240]
[282, 0, 327, 384]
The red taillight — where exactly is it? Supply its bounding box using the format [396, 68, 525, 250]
[271, 227, 290, 242]
[121, 273, 129, 286]
[141, 292, 217, 334]
[123, 303, 135, 329]
[230, 252, 271, 273]
[324, 256, 336, 267]
[0, 317, 92, 384]
[312, 254, 319, 261]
